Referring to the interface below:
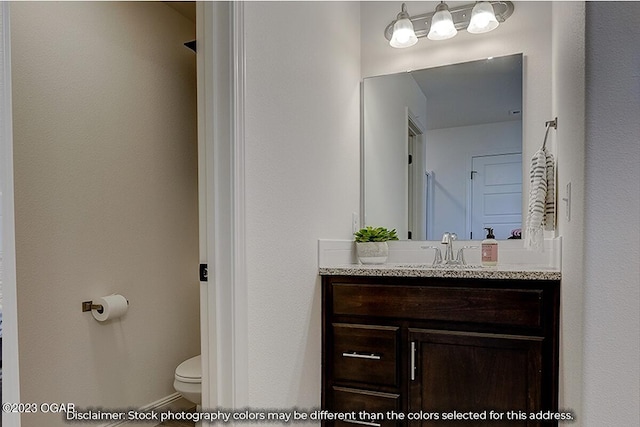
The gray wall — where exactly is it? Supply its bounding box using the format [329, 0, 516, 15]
[583, 2, 640, 425]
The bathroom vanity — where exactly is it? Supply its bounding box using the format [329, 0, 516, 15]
[320, 266, 560, 426]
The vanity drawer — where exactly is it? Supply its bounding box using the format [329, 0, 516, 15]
[332, 323, 399, 387]
[332, 386, 400, 427]
[333, 283, 543, 328]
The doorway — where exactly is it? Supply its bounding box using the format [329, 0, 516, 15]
[407, 115, 426, 240]
[470, 153, 522, 240]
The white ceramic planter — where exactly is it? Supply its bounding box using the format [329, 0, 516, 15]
[356, 241, 389, 264]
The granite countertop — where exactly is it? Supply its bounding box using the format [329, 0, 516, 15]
[319, 263, 561, 281]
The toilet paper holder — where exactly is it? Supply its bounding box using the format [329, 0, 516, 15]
[82, 301, 104, 314]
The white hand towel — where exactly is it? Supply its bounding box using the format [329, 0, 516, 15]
[544, 152, 555, 231]
[525, 148, 549, 251]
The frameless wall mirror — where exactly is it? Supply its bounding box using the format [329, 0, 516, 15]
[363, 53, 523, 240]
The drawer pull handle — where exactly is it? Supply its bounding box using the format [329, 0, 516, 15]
[342, 351, 381, 360]
[343, 419, 381, 427]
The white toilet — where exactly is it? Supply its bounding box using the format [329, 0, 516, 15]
[174, 355, 202, 405]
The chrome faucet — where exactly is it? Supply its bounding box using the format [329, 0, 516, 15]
[441, 232, 457, 264]
[421, 245, 443, 266]
[423, 233, 476, 267]
[455, 245, 479, 265]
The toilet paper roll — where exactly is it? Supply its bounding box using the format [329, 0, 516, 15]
[92, 294, 129, 322]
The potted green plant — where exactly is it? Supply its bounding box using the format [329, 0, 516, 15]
[354, 226, 399, 264]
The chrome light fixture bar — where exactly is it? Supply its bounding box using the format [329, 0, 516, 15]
[385, 1, 514, 47]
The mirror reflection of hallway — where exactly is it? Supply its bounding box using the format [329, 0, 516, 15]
[364, 54, 522, 239]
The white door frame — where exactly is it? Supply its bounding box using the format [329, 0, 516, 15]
[406, 110, 425, 241]
[1, 3, 22, 427]
[197, 1, 248, 412]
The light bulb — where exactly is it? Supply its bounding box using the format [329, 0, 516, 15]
[468, 1, 499, 34]
[427, 3, 457, 41]
[389, 7, 418, 48]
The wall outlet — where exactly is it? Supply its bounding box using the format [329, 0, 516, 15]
[352, 212, 360, 233]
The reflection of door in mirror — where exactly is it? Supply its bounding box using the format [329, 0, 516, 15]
[470, 153, 522, 240]
[408, 127, 414, 240]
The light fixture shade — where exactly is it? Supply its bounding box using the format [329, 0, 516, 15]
[427, 3, 457, 41]
[467, 1, 499, 34]
[390, 17, 418, 48]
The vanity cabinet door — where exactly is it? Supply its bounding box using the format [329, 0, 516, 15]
[408, 329, 543, 427]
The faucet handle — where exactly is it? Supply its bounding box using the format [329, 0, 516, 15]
[421, 245, 443, 265]
[455, 245, 479, 265]
[441, 232, 458, 244]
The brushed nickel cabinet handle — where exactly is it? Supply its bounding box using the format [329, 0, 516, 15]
[342, 351, 381, 360]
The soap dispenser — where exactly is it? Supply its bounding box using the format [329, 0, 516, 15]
[482, 227, 498, 267]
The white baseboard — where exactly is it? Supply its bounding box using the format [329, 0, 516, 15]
[101, 392, 185, 427]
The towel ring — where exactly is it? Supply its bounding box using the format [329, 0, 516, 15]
[542, 117, 558, 149]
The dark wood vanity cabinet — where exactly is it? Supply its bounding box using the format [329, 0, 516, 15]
[321, 275, 560, 427]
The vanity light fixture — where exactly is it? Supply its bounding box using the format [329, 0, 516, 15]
[385, 1, 514, 48]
